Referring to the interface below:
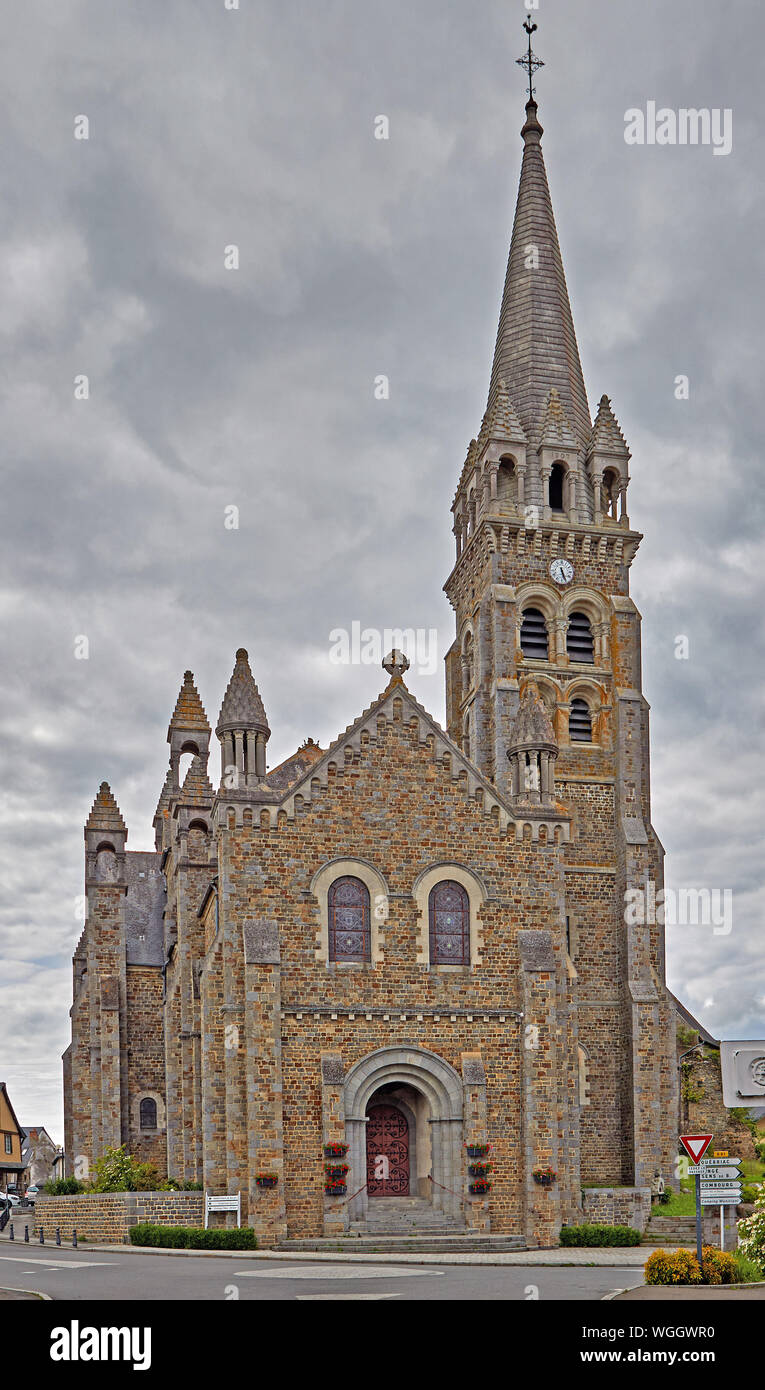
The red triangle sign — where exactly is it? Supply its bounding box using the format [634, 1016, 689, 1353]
[680, 1133, 713, 1163]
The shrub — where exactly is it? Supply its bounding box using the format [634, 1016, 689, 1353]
[737, 1190, 765, 1274]
[741, 1184, 760, 1204]
[732, 1250, 765, 1284]
[560, 1223, 641, 1247]
[88, 1145, 161, 1193]
[645, 1249, 702, 1285]
[160, 1179, 204, 1191]
[129, 1223, 256, 1250]
[701, 1246, 736, 1285]
[43, 1178, 85, 1196]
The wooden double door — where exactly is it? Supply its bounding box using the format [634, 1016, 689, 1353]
[366, 1104, 410, 1196]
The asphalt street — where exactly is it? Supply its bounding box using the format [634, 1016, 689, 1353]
[0, 1245, 644, 1301]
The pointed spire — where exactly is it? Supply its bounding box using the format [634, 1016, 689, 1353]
[486, 97, 591, 451]
[180, 753, 215, 805]
[588, 394, 631, 461]
[477, 377, 528, 453]
[153, 769, 174, 824]
[168, 671, 210, 735]
[85, 782, 127, 833]
[537, 386, 578, 451]
[216, 649, 270, 736]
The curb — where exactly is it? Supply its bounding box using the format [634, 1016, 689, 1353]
[0, 1285, 52, 1301]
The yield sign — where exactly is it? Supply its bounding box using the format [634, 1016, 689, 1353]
[680, 1133, 714, 1163]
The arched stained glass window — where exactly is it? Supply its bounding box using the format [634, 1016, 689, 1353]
[429, 880, 470, 965]
[328, 876, 371, 962]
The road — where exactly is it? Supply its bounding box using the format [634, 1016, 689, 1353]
[0, 1245, 644, 1300]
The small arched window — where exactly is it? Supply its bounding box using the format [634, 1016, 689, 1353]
[140, 1098, 157, 1131]
[429, 881, 470, 965]
[567, 612, 594, 663]
[328, 876, 371, 962]
[549, 462, 566, 511]
[602, 469, 619, 519]
[462, 715, 471, 761]
[569, 698, 593, 742]
[497, 458, 515, 503]
[520, 608, 549, 659]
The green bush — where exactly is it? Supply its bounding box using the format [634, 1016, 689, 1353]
[88, 1145, 161, 1193]
[560, 1223, 641, 1247]
[741, 1184, 760, 1204]
[43, 1178, 85, 1195]
[732, 1250, 765, 1284]
[645, 1249, 702, 1285]
[129, 1223, 257, 1250]
[160, 1179, 204, 1191]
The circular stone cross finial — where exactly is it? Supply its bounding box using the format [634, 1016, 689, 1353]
[235, 648, 249, 662]
[382, 649, 410, 678]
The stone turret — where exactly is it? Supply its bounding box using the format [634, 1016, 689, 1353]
[507, 682, 558, 807]
[215, 648, 270, 787]
[166, 671, 211, 790]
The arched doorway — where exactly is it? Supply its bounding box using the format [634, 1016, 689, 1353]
[344, 1046, 464, 1225]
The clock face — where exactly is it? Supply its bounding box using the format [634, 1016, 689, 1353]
[550, 558, 574, 586]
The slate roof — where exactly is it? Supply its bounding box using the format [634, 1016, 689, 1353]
[486, 99, 591, 451]
[265, 739, 324, 791]
[124, 852, 166, 967]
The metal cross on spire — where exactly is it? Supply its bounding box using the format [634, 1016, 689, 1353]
[516, 16, 544, 101]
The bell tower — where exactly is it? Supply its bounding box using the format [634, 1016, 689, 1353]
[444, 22, 677, 1190]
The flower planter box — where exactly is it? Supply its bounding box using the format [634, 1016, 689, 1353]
[469, 1181, 491, 1196]
[323, 1144, 349, 1159]
[466, 1145, 490, 1160]
[468, 1163, 492, 1178]
[255, 1176, 278, 1189]
[533, 1171, 556, 1186]
[324, 1163, 350, 1179]
[325, 1185, 347, 1198]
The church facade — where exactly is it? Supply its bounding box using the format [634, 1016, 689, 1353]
[63, 89, 677, 1248]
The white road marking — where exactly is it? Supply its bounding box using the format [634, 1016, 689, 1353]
[233, 1265, 443, 1280]
[295, 1293, 401, 1300]
[0, 1255, 116, 1269]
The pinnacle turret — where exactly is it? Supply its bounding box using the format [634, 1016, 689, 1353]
[216, 649, 270, 786]
[85, 782, 127, 835]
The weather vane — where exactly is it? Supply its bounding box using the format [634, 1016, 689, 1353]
[516, 16, 544, 101]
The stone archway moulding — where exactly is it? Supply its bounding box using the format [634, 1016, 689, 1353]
[343, 1045, 464, 1223]
[411, 863, 488, 968]
[310, 857, 389, 964]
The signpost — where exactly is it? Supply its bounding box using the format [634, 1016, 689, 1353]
[680, 1134, 714, 1267]
[680, 1137, 742, 1254]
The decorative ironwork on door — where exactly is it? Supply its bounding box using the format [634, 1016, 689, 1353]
[366, 1104, 410, 1196]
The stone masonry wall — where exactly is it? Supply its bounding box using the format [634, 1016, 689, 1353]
[33, 1191, 204, 1243]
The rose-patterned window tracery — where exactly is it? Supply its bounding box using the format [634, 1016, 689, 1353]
[328, 875, 371, 962]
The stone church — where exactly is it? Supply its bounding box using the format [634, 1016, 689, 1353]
[64, 85, 677, 1248]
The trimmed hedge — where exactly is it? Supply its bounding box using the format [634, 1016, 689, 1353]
[129, 1223, 257, 1250]
[560, 1223, 642, 1247]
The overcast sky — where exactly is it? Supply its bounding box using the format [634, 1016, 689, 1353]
[1, 0, 763, 1141]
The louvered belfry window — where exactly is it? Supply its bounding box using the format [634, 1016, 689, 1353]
[328, 876, 371, 962]
[569, 698, 593, 742]
[520, 608, 549, 659]
[429, 881, 470, 965]
[567, 611, 595, 663]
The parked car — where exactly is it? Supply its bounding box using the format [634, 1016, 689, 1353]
[24, 1185, 39, 1204]
[1, 1192, 20, 1206]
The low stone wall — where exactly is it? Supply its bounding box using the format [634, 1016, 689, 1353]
[581, 1187, 652, 1232]
[33, 1191, 204, 1244]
